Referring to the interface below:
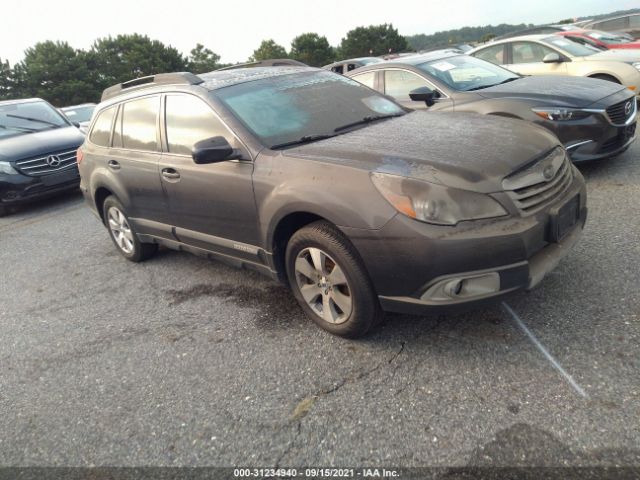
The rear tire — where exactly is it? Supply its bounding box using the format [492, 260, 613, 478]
[589, 74, 621, 84]
[285, 221, 382, 338]
[102, 196, 157, 262]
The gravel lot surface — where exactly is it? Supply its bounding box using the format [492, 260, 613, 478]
[0, 140, 638, 469]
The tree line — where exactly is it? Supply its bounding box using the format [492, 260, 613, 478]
[0, 25, 407, 107]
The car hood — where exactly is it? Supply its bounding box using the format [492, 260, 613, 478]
[0, 126, 84, 163]
[285, 111, 560, 193]
[582, 49, 640, 62]
[475, 75, 626, 107]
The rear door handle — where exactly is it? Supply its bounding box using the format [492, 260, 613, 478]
[161, 168, 180, 181]
[108, 160, 121, 170]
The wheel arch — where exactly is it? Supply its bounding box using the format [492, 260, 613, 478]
[269, 211, 332, 284]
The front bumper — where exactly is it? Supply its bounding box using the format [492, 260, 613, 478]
[538, 115, 636, 163]
[342, 167, 587, 316]
[0, 167, 80, 206]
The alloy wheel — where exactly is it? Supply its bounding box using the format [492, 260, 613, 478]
[107, 206, 135, 254]
[294, 247, 353, 324]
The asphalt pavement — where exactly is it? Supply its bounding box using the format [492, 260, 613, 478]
[0, 140, 638, 469]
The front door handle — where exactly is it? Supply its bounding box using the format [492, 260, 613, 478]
[108, 160, 121, 170]
[161, 168, 180, 181]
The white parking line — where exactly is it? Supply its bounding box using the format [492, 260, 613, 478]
[502, 301, 588, 399]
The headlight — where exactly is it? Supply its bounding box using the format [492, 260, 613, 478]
[0, 161, 18, 175]
[371, 172, 507, 226]
[632, 62, 640, 71]
[532, 107, 592, 121]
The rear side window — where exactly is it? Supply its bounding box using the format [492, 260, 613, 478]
[89, 106, 116, 147]
[165, 94, 236, 155]
[351, 71, 376, 89]
[473, 44, 505, 65]
[121, 96, 159, 151]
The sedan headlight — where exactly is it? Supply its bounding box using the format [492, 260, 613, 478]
[0, 161, 18, 175]
[532, 107, 592, 121]
[371, 172, 507, 226]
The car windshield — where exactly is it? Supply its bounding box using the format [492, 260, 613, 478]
[61, 105, 95, 123]
[543, 36, 600, 56]
[215, 71, 405, 148]
[587, 30, 629, 44]
[0, 100, 69, 139]
[415, 55, 520, 92]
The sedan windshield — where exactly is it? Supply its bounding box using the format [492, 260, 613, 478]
[416, 55, 520, 92]
[543, 36, 600, 56]
[214, 71, 405, 148]
[0, 100, 69, 139]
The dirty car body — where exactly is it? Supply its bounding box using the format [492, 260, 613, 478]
[80, 68, 586, 335]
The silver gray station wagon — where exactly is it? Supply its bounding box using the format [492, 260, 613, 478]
[78, 67, 587, 338]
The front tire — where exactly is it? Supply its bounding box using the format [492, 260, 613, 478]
[103, 196, 157, 262]
[285, 221, 382, 338]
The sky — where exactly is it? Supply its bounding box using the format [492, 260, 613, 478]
[1, 0, 637, 65]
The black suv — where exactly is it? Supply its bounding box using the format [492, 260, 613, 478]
[0, 98, 85, 216]
[80, 68, 587, 338]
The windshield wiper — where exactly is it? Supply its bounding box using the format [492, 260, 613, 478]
[0, 124, 39, 132]
[333, 113, 403, 133]
[466, 77, 520, 91]
[6, 114, 60, 127]
[271, 134, 336, 149]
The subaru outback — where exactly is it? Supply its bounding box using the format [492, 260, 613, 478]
[79, 68, 587, 338]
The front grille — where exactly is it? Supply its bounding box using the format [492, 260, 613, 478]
[606, 98, 636, 126]
[15, 149, 78, 176]
[599, 123, 636, 153]
[503, 149, 573, 214]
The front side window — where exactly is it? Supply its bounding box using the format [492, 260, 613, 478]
[511, 42, 555, 64]
[473, 44, 506, 65]
[384, 70, 430, 100]
[121, 96, 159, 151]
[351, 71, 376, 89]
[89, 106, 116, 147]
[215, 71, 404, 148]
[165, 94, 236, 155]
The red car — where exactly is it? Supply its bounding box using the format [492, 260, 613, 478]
[558, 30, 640, 50]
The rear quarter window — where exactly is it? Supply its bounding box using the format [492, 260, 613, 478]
[89, 106, 116, 147]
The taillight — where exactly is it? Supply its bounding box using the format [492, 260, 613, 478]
[77, 148, 84, 165]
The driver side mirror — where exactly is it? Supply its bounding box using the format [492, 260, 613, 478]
[542, 53, 562, 63]
[409, 86, 437, 107]
[192, 136, 239, 164]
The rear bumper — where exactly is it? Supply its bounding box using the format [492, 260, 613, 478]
[0, 167, 80, 206]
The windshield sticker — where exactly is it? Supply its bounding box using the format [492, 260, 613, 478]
[431, 61, 457, 72]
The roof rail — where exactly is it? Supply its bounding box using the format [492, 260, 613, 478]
[101, 72, 204, 101]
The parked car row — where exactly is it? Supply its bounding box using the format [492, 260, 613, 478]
[347, 51, 637, 162]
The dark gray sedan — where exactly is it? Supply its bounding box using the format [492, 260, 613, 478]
[347, 52, 636, 162]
